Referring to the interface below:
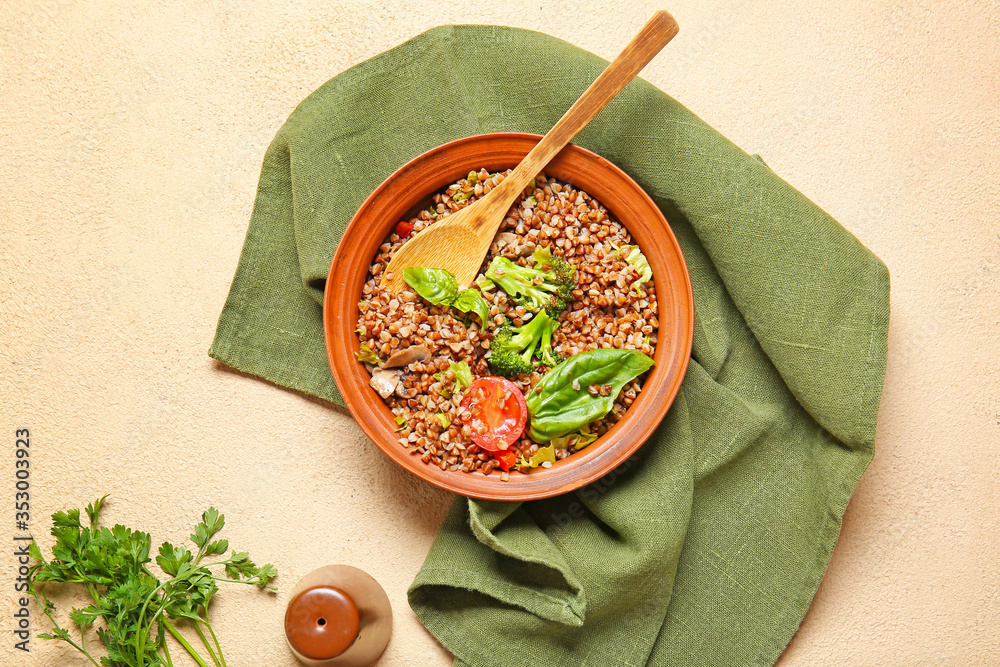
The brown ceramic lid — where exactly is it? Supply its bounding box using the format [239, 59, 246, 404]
[284, 565, 392, 667]
[284, 586, 359, 660]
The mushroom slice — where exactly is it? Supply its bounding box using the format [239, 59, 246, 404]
[514, 240, 537, 257]
[492, 232, 536, 258]
[382, 344, 431, 369]
[395, 383, 418, 399]
[369, 369, 401, 399]
[492, 232, 519, 251]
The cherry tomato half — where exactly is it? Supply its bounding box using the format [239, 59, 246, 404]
[460, 377, 527, 453]
[395, 221, 414, 238]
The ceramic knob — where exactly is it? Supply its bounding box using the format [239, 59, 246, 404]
[284, 565, 392, 666]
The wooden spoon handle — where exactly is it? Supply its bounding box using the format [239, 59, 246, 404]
[476, 10, 679, 230]
[522, 11, 678, 173]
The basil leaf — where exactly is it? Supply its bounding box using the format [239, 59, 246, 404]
[453, 288, 491, 326]
[402, 266, 490, 326]
[526, 349, 654, 442]
[402, 266, 458, 305]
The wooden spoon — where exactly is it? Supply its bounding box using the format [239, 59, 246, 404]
[381, 10, 679, 292]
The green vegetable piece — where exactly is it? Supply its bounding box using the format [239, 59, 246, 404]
[530, 246, 555, 269]
[403, 266, 459, 305]
[467, 171, 479, 184]
[435, 361, 473, 398]
[394, 414, 409, 432]
[452, 191, 472, 201]
[526, 349, 654, 442]
[550, 434, 573, 448]
[453, 288, 491, 325]
[575, 425, 599, 449]
[488, 310, 561, 377]
[520, 444, 556, 468]
[485, 253, 575, 317]
[403, 266, 489, 325]
[475, 273, 496, 291]
[449, 361, 473, 391]
[551, 425, 598, 450]
[436, 412, 451, 429]
[616, 244, 653, 293]
[356, 343, 380, 365]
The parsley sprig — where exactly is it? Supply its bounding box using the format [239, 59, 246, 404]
[28, 497, 277, 667]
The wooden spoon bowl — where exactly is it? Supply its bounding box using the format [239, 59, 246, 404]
[324, 133, 693, 501]
[381, 10, 678, 292]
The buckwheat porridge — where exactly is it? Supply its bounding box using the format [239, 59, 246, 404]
[356, 168, 658, 480]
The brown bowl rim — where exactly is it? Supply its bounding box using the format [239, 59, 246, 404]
[323, 132, 693, 501]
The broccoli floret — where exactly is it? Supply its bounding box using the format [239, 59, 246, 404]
[485, 247, 575, 317]
[487, 310, 562, 377]
[486, 327, 534, 377]
[533, 246, 575, 286]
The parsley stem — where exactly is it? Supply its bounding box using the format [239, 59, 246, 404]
[193, 622, 222, 667]
[210, 575, 266, 585]
[136, 580, 171, 667]
[163, 618, 211, 667]
[57, 635, 100, 667]
[136, 569, 203, 665]
[161, 625, 175, 667]
[203, 614, 228, 667]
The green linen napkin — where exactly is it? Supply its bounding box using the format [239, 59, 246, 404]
[209, 25, 889, 667]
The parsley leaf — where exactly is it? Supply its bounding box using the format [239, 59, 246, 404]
[27, 497, 278, 667]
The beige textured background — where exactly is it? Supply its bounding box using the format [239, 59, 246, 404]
[2, 1, 998, 665]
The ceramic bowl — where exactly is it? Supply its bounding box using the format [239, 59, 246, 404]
[324, 133, 693, 501]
